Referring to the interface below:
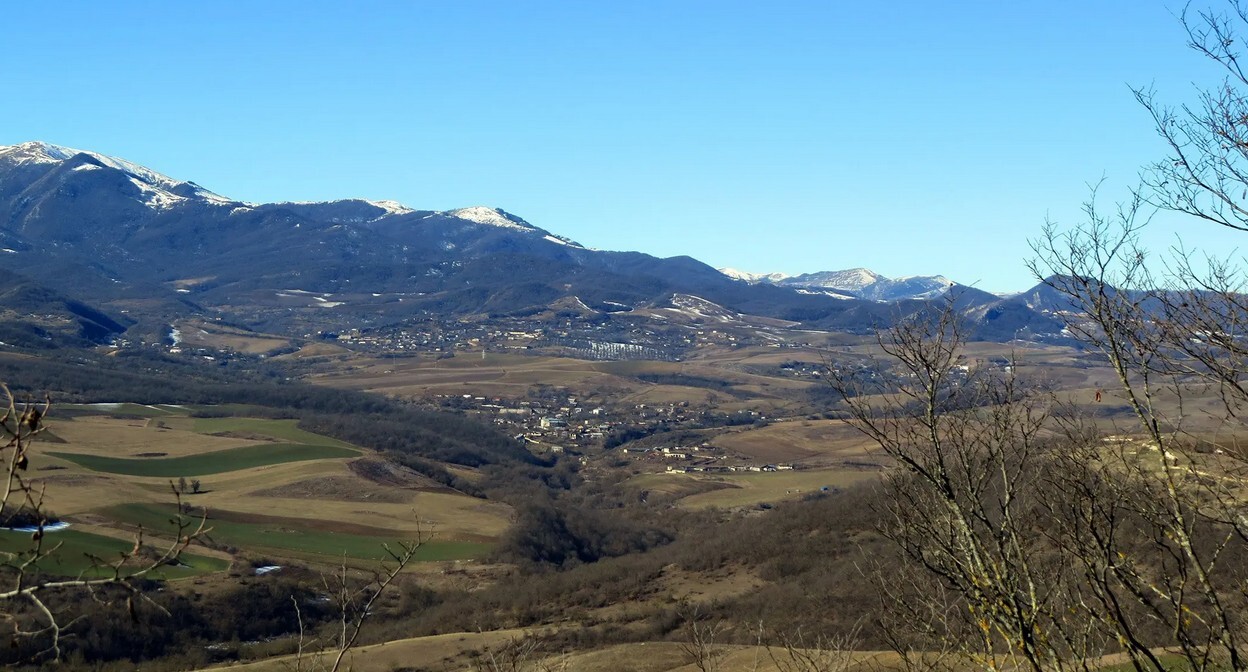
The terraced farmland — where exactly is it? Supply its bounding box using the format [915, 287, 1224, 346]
[27, 406, 509, 571]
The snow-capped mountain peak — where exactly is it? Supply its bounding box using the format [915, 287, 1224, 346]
[786, 267, 884, 291]
[0, 141, 80, 164]
[717, 265, 958, 302]
[718, 268, 789, 283]
[0, 141, 235, 209]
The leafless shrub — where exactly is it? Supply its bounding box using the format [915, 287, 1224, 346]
[678, 604, 728, 672]
[289, 533, 427, 672]
[764, 623, 861, 672]
[473, 634, 568, 672]
[0, 383, 210, 662]
[827, 3, 1248, 669]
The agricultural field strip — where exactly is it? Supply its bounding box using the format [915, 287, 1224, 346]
[678, 469, 883, 508]
[47, 443, 358, 477]
[48, 413, 359, 473]
[188, 417, 354, 447]
[203, 494, 511, 540]
[103, 503, 488, 562]
[0, 528, 228, 579]
[321, 353, 814, 397]
[628, 468, 884, 509]
[38, 412, 512, 548]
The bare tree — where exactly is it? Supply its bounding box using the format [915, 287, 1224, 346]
[1023, 4, 1248, 668]
[473, 634, 567, 672]
[1031, 192, 1248, 669]
[829, 297, 1248, 669]
[830, 3, 1248, 669]
[829, 308, 1129, 671]
[289, 534, 427, 672]
[678, 603, 728, 672]
[1137, 1, 1248, 235]
[0, 384, 209, 662]
[764, 623, 861, 672]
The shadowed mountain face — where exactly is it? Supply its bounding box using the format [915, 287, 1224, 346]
[0, 141, 1067, 343]
[0, 267, 129, 349]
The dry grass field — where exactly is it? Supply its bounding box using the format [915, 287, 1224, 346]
[629, 467, 882, 509]
[205, 637, 896, 672]
[710, 418, 880, 465]
[307, 350, 819, 410]
[308, 352, 633, 397]
[50, 414, 259, 458]
[174, 318, 294, 355]
[301, 340, 1124, 424]
[271, 340, 353, 360]
[208, 629, 538, 672]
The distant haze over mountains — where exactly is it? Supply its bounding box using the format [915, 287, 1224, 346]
[0, 141, 1070, 344]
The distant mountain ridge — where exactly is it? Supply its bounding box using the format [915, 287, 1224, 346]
[718, 266, 955, 302]
[0, 140, 1068, 345]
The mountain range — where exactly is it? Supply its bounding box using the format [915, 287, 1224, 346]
[718, 267, 954, 302]
[0, 141, 1069, 346]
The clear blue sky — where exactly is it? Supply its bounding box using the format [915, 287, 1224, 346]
[2, 1, 1238, 292]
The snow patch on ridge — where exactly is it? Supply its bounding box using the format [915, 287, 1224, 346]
[422, 206, 586, 247]
[365, 199, 414, 216]
[441, 206, 534, 231]
[273, 199, 415, 219]
[796, 288, 856, 300]
[789, 268, 884, 291]
[129, 177, 184, 209]
[660, 294, 741, 323]
[719, 268, 789, 283]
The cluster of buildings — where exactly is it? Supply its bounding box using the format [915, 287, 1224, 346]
[433, 393, 615, 451]
[430, 392, 793, 475]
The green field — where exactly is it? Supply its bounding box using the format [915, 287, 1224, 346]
[190, 417, 353, 447]
[0, 528, 228, 578]
[106, 504, 490, 562]
[49, 443, 358, 477]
